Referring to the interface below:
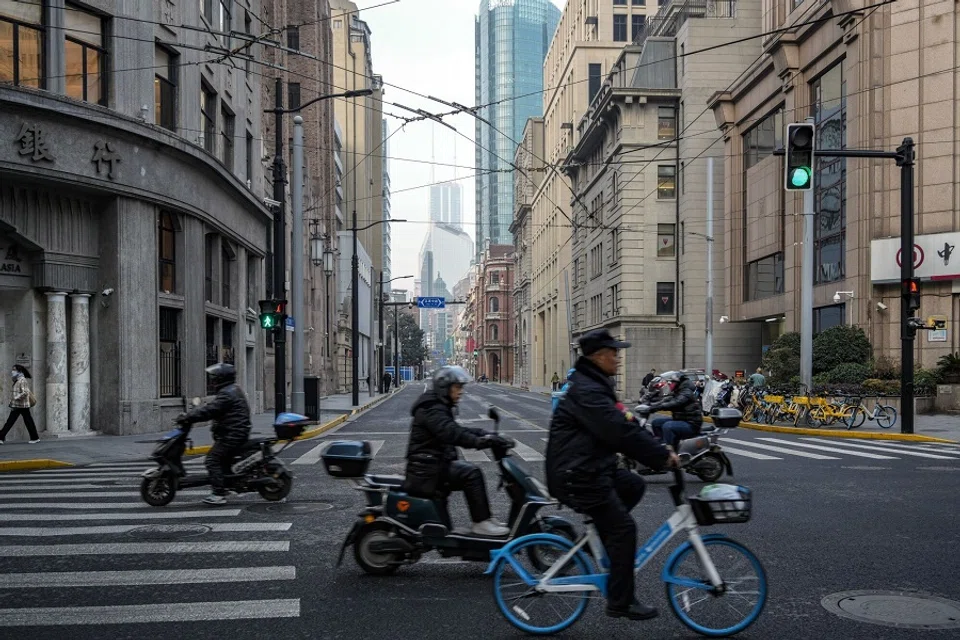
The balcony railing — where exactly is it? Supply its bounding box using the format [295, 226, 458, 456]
[485, 311, 505, 320]
[486, 282, 506, 292]
[633, 0, 737, 50]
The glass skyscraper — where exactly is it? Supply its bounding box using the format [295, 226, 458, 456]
[475, 0, 560, 259]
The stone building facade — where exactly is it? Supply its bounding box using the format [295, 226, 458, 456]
[0, 0, 271, 438]
[709, 0, 960, 365]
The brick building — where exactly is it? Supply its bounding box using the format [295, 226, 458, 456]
[473, 245, 515, 382]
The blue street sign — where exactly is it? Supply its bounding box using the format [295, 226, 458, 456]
[417, 296, 445, 309]
[285, 316, 295, 332]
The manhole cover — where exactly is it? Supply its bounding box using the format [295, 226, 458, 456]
[841, 466, 891, 471]
[126, 524, 211, 540]
[246, 502, 335, 515]
[822, 591, 960, 629]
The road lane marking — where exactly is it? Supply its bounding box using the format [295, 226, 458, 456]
[801, 438, 960, 459]
[0, 522, 292, 537]
[720, 446, 782, 460]
[0, 566, 296, 588]
[457, 447, 490, 462]
[0, 502, 215, 510]
[0, 599, 300, 626]
[756, 438, 897, 459]
[722, 438, 839, 459]
[511, 441, 544, 462]
[291, 441, 330, 465]
[0, 509, 242, 522]
[0, 490, 208, 499]
[0, 541, 290, 556]
[0, 472, 146, 479]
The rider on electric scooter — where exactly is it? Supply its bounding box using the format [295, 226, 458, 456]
[646, 371, 703, 449]
[175, 363, 251, 505]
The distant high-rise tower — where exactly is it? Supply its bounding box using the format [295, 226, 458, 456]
[429, 184, 463, 229]
[475, 0, 560, 259]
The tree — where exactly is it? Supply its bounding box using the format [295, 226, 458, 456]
[398, 313, 428, 366]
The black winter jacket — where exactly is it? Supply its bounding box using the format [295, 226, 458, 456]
[182, 383, 252, 447]
[405, 390, 489, 463]
[654, 376, 703, 427]
[546, 357, 670, 509]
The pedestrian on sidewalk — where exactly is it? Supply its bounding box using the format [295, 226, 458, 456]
[0, 365, 40, 444]
[551, 372, 560, 391]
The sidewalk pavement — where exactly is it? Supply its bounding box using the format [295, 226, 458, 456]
[492, 381, 959, 443]
[0, 388, 404, 471]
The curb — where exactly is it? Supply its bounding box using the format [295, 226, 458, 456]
[0, 458, 75, 472]
[734, 419, 958, 443]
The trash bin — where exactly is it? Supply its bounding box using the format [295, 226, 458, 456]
[304, 376, 320, 421]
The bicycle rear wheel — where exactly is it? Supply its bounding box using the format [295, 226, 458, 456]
[491, 536, 596, 635]
[664, 537, 767, 637]
[845, 406, 866, 430]
[876, 405, 897, 429]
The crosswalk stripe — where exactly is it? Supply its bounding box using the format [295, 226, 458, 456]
[801, 438, 960, 459]
[873, 441, 960, 453]
[0, 483, 134, 490]
[0, 566, 296, 588]
[1, 472, 147, 479]
[723, 438, 839, 459]
[458, 447, 490, 462]
[756, 438, 898, 459]
[0, 541, 290, 556]
[87, 460, 205, 468]
[721, 446, 782, 460]
[0, 478, 140, 486]
[511, 441, 544, 462]
[291, 441, 329, 465]
[0, 501, 251, 510]
[368, 440, 384, 458]
[0, 522, 292, 537]
[0, 490, 208, 499]
[0, 599, 301, 626]
[0, 509, 242, 522]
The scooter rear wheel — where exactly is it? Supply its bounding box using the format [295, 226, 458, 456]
[692, 453, 725, 483]
[140, 473, 177, 507]
[257, 472, 293, 501]
[354, 523, 402, 576]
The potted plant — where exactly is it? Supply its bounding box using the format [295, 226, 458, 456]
[936, 352, 960, 384]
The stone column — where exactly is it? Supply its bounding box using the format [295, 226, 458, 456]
[45, 292, 69, 434]
[69, 294, 92, 433]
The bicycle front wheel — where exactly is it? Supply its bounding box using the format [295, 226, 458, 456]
[876, 405, 897, 429]
[845, 406, 866, 430]
[664, 537, 768, 637]
[492, 536, 596, 635]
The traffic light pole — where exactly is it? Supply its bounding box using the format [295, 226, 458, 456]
[270, 77, 287, 418]
[799, 118, 815, 391]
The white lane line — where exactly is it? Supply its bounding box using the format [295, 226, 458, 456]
[721, 446, 782, 460]
[0, 509, 242, 522]
[511, 441, 544, 462]
[87, 460, 205, 467]
[0, 483, 135, 490]
[0, 502, 199, 510]
[458, 447, 490, 463]
[756, 438, 898, 459]
[0, 472, 145, 480]
[0, 522, 292, 537]
[0, 541, 290, 556]
[0, 566, 296, 588]
[369, 440, 384, 458]
[0, 490, 208, 499]
[872, 441, 960, 453]
[723, 438, 839, 460]
[291, 441, 329, 465]
[0, 599, 301, 626]
[801, 438, 960, 459]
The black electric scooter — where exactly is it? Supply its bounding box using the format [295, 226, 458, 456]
[140, 411, 309, 506]
[324, 407, 576, 575]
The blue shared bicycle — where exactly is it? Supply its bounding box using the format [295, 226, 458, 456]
[485, 463, 767, 636]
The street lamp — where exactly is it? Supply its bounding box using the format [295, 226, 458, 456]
[834, 291, 855, 325]
[264, 81, 373, 417]
[350, 217, 407, 406]
[379, 274, 413, 392]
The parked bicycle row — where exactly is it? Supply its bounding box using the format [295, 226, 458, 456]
[735, 387, 897, 430]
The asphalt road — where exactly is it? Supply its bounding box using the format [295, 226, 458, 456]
[1, 382, 958, 638]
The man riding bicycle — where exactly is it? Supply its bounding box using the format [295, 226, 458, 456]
[546, 329, 679, 621]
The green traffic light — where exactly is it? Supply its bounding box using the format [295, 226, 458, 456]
[261, 314, 276, 329]
[790, 166, 811, 188]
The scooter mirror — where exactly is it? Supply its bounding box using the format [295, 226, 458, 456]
[191, 397, 202, 407]
[487, 406, 500, 424]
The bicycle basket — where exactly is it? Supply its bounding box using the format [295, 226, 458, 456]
[688, 484, 752, 526]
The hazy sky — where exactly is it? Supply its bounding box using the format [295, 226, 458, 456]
[358, 0, 565, 295]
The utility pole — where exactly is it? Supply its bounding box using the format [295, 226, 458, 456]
[270, 77, 287, 417]
[378, 271, 384, 393]
[394, 304, 400, 386]
[799, 117, 815, 391]
[705, 157, 714, 378]
[351, 208, 360, 406]
[290, 116, 305, 414]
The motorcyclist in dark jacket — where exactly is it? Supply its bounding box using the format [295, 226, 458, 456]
[176, 363, 251, 505]
[546, 329, 678, 621]
[648, 371, 703, 449]
[405, 366, 513, 537]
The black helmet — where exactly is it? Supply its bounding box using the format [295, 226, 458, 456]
[432, 365, 472, 400]
[205, 363, 236, 390]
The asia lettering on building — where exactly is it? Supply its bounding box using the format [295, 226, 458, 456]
[14, 123, 55, 163]
[0, 241, 28, 276]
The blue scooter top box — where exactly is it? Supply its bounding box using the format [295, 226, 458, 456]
[323, 441, 373, 478]
[273, 412, 312, 440]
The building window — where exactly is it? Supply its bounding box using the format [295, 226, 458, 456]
[680, 221, 685, 254]
[489, 324, 498, 342]
[243, 12, 251, 76]
[743, 106, 783, 169]
[656, 282, 675, 315]
[222, 321, 236, 364]
[589, 293, 602, 324]
[680, 161, 685, 194]
[614, 0, 627, 5]
[679, 43, 684, 76]
[221, 245, 234, 307]
[657, 224, 676, 257]
[204, 234, 217, 303]
[812, 62, 846, 284]
[632, 0, 646, 4]
[159, 307, 182, 398]
[815, 304, 845, 333]
[154, 45, 177, 131]
[680, 281, 684, 315]
[245, 131, 254, 184]
[159, 212, 177, 293]
[64, 3, 106, 105]
[657, 165, 676, 199]
[609, 283, 620, 316]
[221, 103, 235, 171]
[491, 271, 500, 284]
[632, 14, 645, 41]
[218, 0, 232, 47]
[490, 297, 499, 313]
[286, 25, 300, 50]
[590, 244, 603, 279]
[658, 106, 676, 140]
[288, 82, 301, 111]
[0, 1, 44, 88]
[205, 315, 219, 394]
[201, 83, 217, 154]
[613, 14, 627, 41]
[202, 0, 214, 23]
[745, 253, 784, 301]
[588, 63, 601, 104]
[610, 228, 620, 263]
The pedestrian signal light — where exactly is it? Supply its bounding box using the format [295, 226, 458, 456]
[784, 123, 815, 191]
[258, 299, 287, 330]
[901, 279, 921, 313]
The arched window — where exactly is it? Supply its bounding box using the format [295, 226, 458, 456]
[489, 296, 499, 312]
[489, 324, 499, 341]
[159, 212, 176, 293]
[491, 271, 500, 284]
